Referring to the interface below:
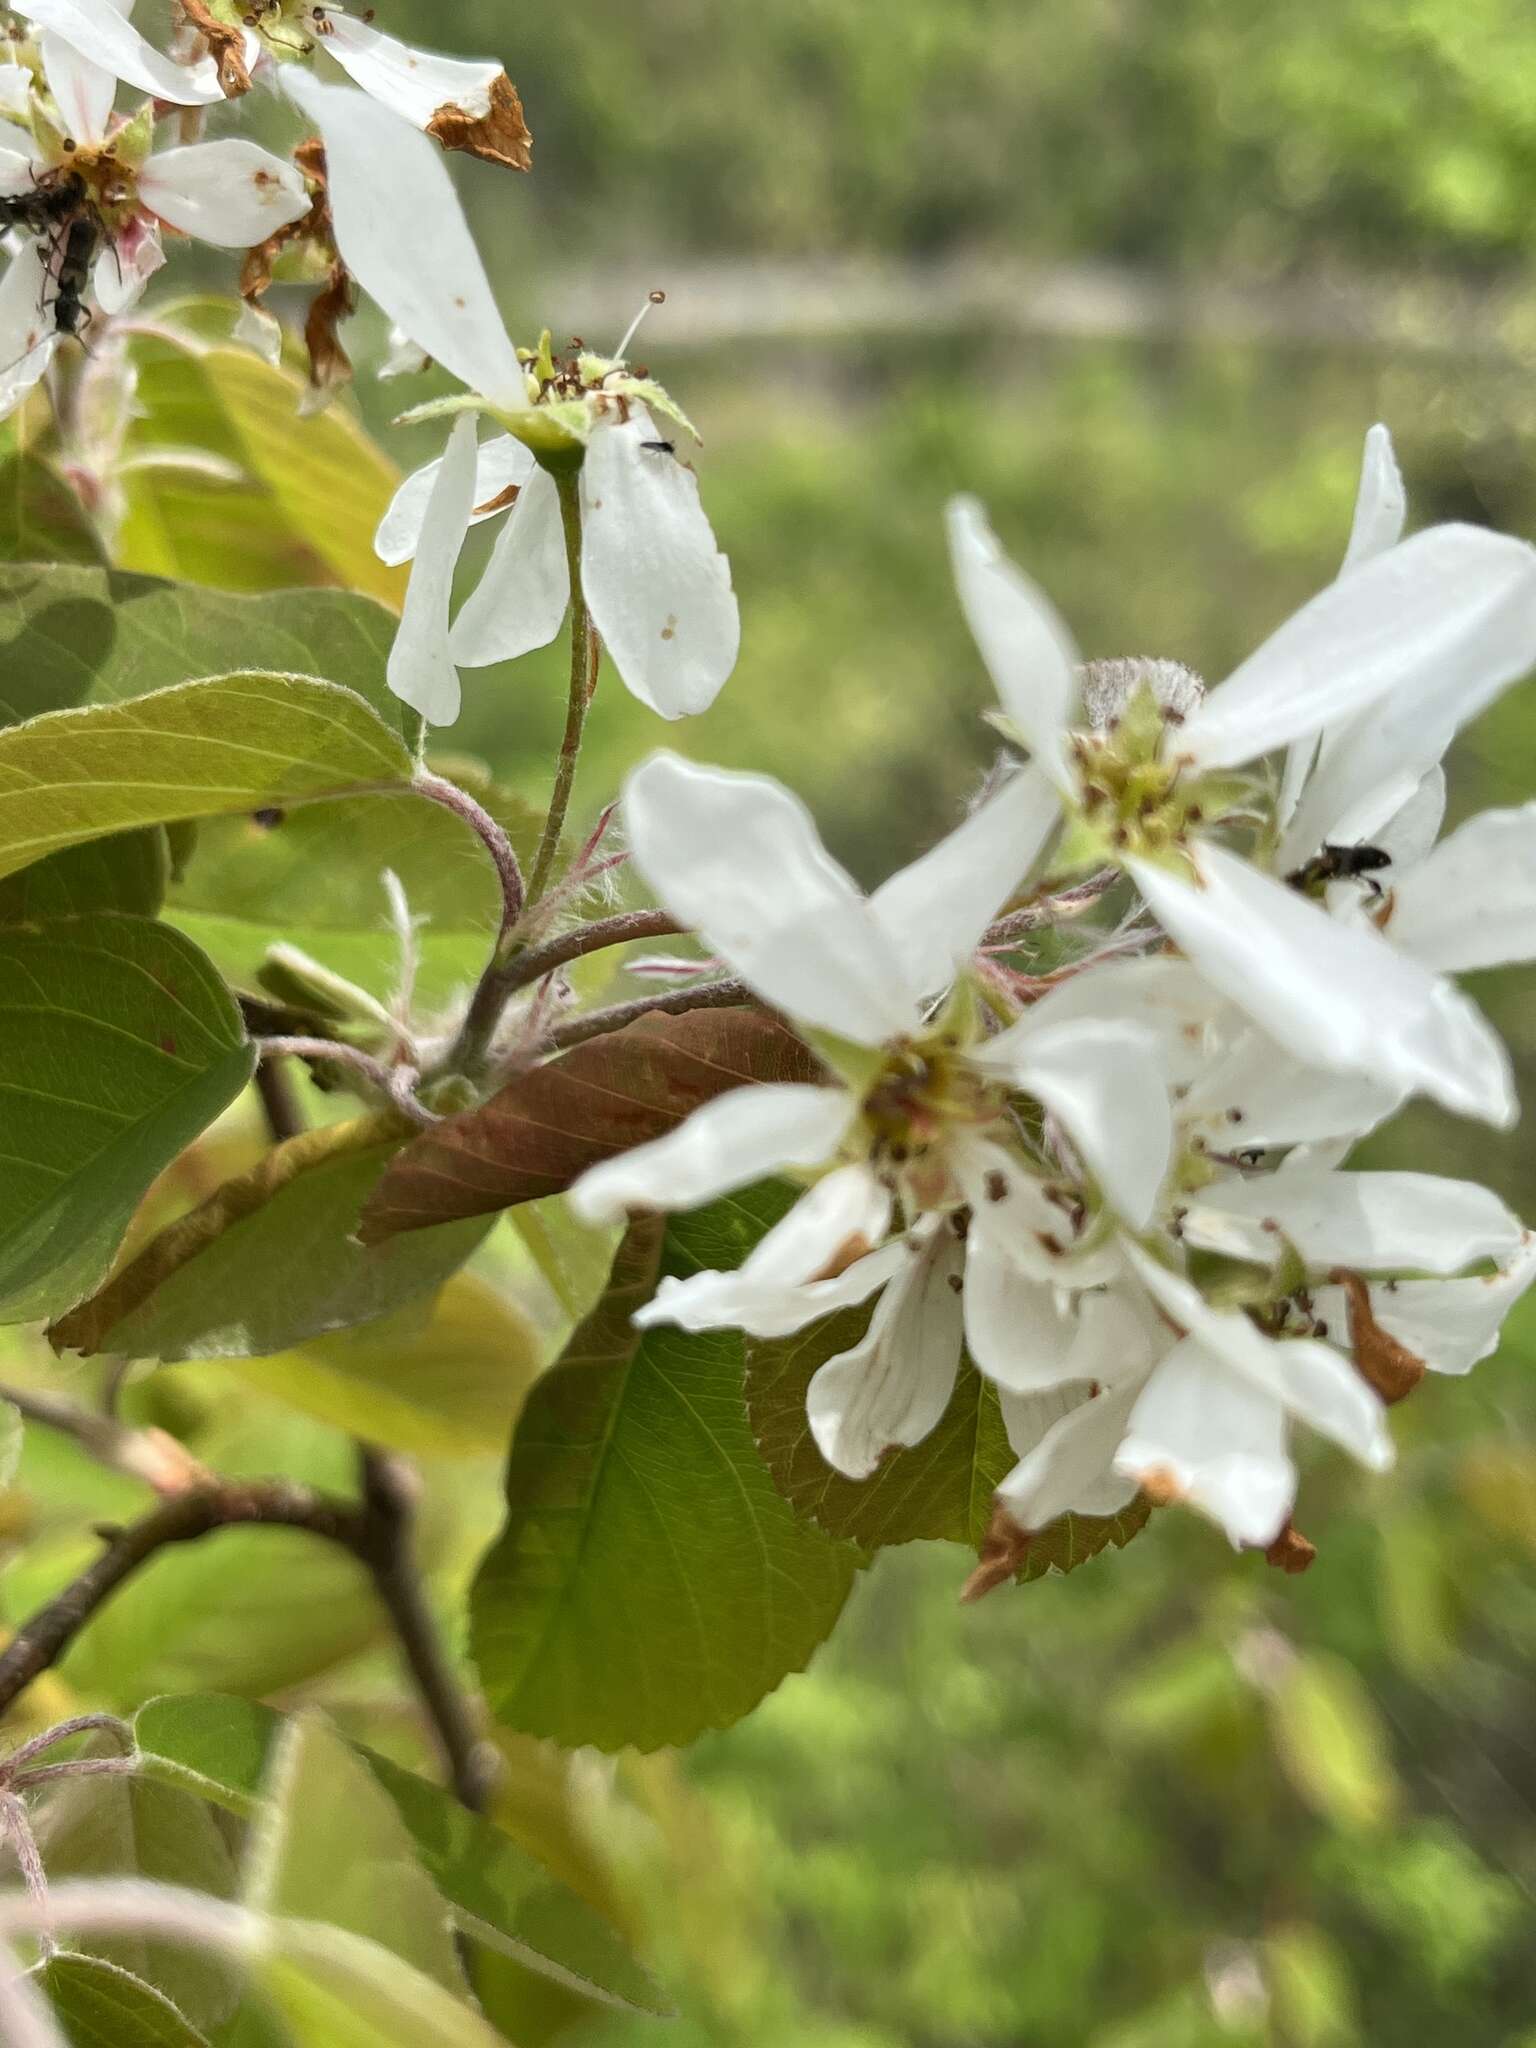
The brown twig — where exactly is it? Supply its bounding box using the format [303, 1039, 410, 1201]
[542, 976, 754, 1053]
[500, 908, 685, 994]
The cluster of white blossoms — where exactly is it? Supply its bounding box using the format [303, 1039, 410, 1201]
[565, 427, 1536, 1567]
[14, 4, 1536, 1573]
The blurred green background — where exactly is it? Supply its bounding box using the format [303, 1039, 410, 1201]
[388, 1, 1536, 2042]
[23, 2, 1536, 2044]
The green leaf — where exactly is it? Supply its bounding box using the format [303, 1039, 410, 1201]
[360, 1007, 823, 1243]
[0, 673, 413, 887]
[232, 1272, 544, 1457]
[134, 1693, 667, 2019]
[245, 1713, 464, 1996]
[471, 1189, 863, 1751]
[53, 1142, 491, 1362]
[0, 914, 254, 1324]
[0, 453, 105, 568]
[0, 832, 168, 924]
[745, 1300, 1152, 1578]
[42, 1954, 211, 2048]
[117, 322, 408, 610]
[38, 1773, 240, 2033]
[164, 779, 542, 1011]
[256, 1924, 506, 2048]
[1268, 1651, 1401, 1832]
[0, 563, 401, 735]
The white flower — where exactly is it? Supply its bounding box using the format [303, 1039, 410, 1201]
[947, 476, 1536, 1127]
[0, 37, 307, 415]
[568, 750, 1179, 1477]
[18, 0, 225, 106]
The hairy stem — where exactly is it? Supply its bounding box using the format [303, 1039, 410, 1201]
[497, 907, 685, 995]
[527, 468, 596, 907]
[414, 770, 525, 942]
[255, 1038, 438, 1128]
[543, 976, 753, 1053]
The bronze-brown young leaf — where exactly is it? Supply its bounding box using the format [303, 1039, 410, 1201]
[471, 1186, 863, 1752]
[0, 673, 413, 886]
[360, 1006, 822, 1243]
[746, 1301, 1151, 1578]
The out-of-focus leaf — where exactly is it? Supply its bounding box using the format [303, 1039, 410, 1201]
[53, 1144, 491, 1362]
[0, 453, 104, 568]
[747, 1303, 1150, 1574]
[37, 1774, 240, 2033]
[0, 563, 400, 735]
[0, 833, 168, 923]
[244, 1713, 464, 1995]
[1263, 1923, 1360, 2048]
[1457, 1443, 1536, 1549]
[1267, 1651, 1399, 1832]
[165, 782, 542, 1010]
[134, 1693, 668, 2019]
[232, 1272, 542, 1456]
[256, 1923, 506, 2048]
[117, 325, 406, 609]
[0, 674, 413, 887]
[0, 915, 253, 1325]
[42, 1953, 211, 2048]
[360, 1007, 822, 1243]
[509, 1197, 619, 1327]
[471, 1189, 862, 1751]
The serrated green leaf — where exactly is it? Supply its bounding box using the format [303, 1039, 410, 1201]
[54, 1143, 491, 1362]
[37, 1774, 240, 2033]
[233, 1272, 543, 1457]
[0, 914, 254, 1324]
[471, 1188, 863, 1751]
[745, 1296, 1151, 1579]
[0, 452, 105, 568]
[0, 674, 413, 887]
[42, 1953, 211, 2048]
[117, 324, 407, 610]
[257, 1923, 505, 2048]
[0, 833, 168, 924]
[134, 1693, 667, 2019]
[0, 564, 401, 736]
[245, 1714, 464, 1996]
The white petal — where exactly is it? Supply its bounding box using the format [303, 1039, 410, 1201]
[1387, 802, 1536, 973]
[0, 241, 59, 425]
[568, 1083, 856, 1225]
[962, 1232, 1079, 1393]
[1340, 422, 1407, 574]
[1308, 1233, 1536, 1377]
[0, 66, 33, 120]
[1178, 1030, 1402, 1149]
[637, 1235, 906, 1340]
[580, 413, 738, 717]
[317, 14, 503, 130]
[374, 433, 533, 566]
[450, 463, 570, 667]
[138, 139, 310, 248]
[623, 752, 918, 1043]
[1180, 1167, 1522, 1276]
[1180, 525, 1536, 771]
[0, 124, 45, 198]
[806, 1226, 964, 1478]
[24, 0, 224, 104]
[736, 1163, 892, 1290]
[94, 219, 163, 315]
[1124, 1245, 1393, 1471]
[946, 494, 1080, 793]
[1117, 1341, 1296, 1549]
[981, 1019, 1172, 1227]
[951, 1137, 1102, 1286]
[41, 28, 114, 145]
[1128, 844, 1516, 1128]
[1372, 766, 1446, 869]
[385, 412, 476, 726]
[867, 767, 1060, 1006]
[998, 1375, 1145, 1529]
[1016, 954, 1236, 1090]
[281, 72, 525, 409]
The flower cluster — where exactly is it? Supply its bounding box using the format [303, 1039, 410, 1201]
[13, 0, 1536, 1582]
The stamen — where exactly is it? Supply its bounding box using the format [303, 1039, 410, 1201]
[612, 288, 665, 363]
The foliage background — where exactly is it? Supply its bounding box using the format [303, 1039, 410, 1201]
[10, 2, 1536, 2043]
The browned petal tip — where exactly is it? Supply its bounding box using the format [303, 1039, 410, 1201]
[428, 74, 534, 172]
[960, 1503, 1031, 1604]
[1264, 1520, 1317, 1575]
[179, 0, 252, 93]
[1331, 1267, 1426, 1406]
